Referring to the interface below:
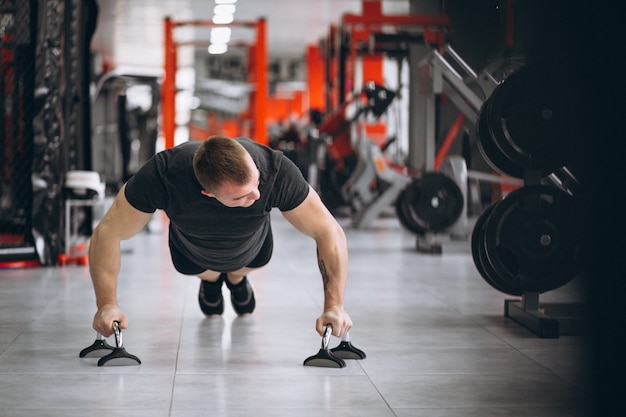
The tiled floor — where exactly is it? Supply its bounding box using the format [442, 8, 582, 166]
[0, 208, 594, 416]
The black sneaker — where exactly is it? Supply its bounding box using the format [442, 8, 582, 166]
[225, 276, 255, 315]
[198, 273, 225, 316]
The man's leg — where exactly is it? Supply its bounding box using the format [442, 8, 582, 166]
[197, 268, 225, 316]
[197, 267, 259, 316]
[221, 266, 256, 285]
[196, 228, 272, 316]
[222, 267, 258, 315]
[197, 269, 222, 282]
[197, 266, 257, 284]
[216, 228, 272, 315]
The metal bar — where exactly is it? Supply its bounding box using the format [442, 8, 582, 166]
[434, 112, 465, 170]
[441, 84, 477, 124]
[173, 19, 257, 28]
[342, 13, 449, 28]
[161, 17, 176, 149]
[252, 18, 268, 145]
[467, 170, 523, 186]
[443, 44, 478, 80]
[431, 49, 484, 112]
[175, 40, 251, 48]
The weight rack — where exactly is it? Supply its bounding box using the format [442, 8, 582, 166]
[472, 64, 589, 338]
[505, 292, 588, 338]
[504, 173, 588, 338]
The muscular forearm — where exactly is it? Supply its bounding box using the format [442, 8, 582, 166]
[314, 222, 352, 337]
[316, 223, 348, 310]
[88, 225, 122, 308]
[86, 186, 151, 335]
[280, 187, 353, 336]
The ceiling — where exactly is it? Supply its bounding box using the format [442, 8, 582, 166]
[91, 0, 412, 71]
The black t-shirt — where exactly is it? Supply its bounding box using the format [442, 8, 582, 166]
[124, 137, 310, 271]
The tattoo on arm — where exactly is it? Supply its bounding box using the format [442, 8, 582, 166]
[318, 249, 329, 291]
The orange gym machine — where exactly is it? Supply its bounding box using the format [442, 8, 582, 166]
[162, 17, 268, 148]
[313, 1, 448, 216]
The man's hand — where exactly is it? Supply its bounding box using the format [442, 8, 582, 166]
[93, 304, 128, 337]
[316, 305, 352, 338]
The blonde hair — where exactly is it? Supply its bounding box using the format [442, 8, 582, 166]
[193, 136, 251, 193]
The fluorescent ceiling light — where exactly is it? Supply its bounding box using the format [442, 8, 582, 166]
[215, 0, 237, 4]
[214, 4, 236, 14]
[210, 27, 231, 43]
[208, 43, 228, 54]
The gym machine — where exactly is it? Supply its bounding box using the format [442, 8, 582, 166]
[312, 4, 449, 216]
[396, 44, 514, 253]
[340, 82, 413, 228]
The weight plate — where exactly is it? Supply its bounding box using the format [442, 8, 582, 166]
[471, 203, 495, 280]
[471, 202, 524, 296]
[395, 186, 421, 234]
[476, 97, 525, 179]
[482, 184, 583, 293]
[485, 66, 576, 175]
[399, 173, 464, 235]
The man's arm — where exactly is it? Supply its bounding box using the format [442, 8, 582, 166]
[88, 183, 153, 336]
[281, 185, 353, 337]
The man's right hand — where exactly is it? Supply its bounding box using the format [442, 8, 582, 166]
[92, 304, 128, 337]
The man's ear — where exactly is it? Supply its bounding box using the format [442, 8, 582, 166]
[201, 190, 214, 197]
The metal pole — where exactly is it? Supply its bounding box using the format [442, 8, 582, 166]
[162, 17, 176, 149]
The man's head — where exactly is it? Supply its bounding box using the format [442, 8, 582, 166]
[193, 136, 260, 208]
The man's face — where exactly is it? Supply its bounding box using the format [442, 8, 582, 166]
[201, 153, 261, 208]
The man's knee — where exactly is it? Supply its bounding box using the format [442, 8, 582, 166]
[197, 269, 221, 282]
[224, 266, 260, 283]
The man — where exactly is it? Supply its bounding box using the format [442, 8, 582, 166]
[88, 135, 352, 339]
